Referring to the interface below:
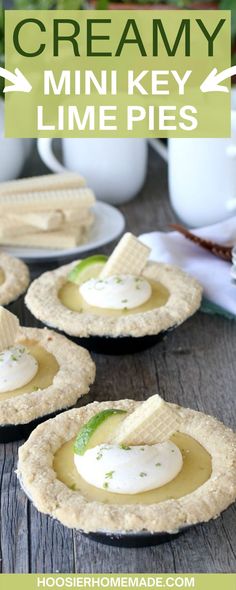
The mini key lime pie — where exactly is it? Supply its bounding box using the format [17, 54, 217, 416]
[17, 395, 236, 547]
[0, 307, 95, 443]
[25, 233, 202, 354]
[0, 252, 30, 307]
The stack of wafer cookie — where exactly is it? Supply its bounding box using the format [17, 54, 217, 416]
[0, 173, 96, 249]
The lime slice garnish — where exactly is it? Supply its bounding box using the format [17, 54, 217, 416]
[68, 255, 108, 285]
[74, 409, 127, 455]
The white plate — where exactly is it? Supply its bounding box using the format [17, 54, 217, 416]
[0, 202, 125, 263]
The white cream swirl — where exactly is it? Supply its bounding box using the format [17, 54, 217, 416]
[79, 275, 152, 310]
[74, 441, 183, 494]
[0, 346, 38, 393]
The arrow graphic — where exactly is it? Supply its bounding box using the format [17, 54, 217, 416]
[0, 67, 32, 93]
[201, 66, 236, 93]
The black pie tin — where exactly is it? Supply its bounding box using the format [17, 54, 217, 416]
[6, 294, 26, 317]
[18, 474, 186, 548]
[0, 393, 93, 444]
[0, 407, 74, 444]
[25, 302, 176, 355]
[64, 328, 175, 356]
[81, 529, 184, 548]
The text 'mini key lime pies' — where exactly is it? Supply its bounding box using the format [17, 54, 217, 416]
[17, 394, 236, 547]
[0, 306, 95, 442]
[25, 233, 202, 354]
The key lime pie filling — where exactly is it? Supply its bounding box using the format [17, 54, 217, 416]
[0, 340, 59, 402]
[18, 396, 236, 535]
[0, 307, 95, 429]
[25, 233, 202, 339]
[0, 252, 30, 306]
[0, 267, 5, 286]
[54, 415, 211, 506]
[59, 275, 170, 317]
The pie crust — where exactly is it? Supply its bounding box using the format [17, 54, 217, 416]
[0, 327, 95, 426]
[25, 261, 202, 338]
[0, 252, 30, 306]
[18, 399, 236, 534]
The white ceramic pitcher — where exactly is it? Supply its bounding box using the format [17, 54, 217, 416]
[150, 91, 236, 227]
[37, 137, 148, 205]
[0, 99, 32, 182]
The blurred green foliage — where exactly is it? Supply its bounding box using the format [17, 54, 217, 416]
[0, 8, 3, 96]
[0, 0, 235, 96]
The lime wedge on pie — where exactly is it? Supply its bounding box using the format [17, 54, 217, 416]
[74, 409, 126, 455]
[25, 232, 203, 354]
[18, 395, 236, 544]
[68, 255, 108, 285]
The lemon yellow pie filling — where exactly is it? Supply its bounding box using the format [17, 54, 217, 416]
[0, 340, 59, 402]
[17, 399, 236, 534]
[0, 312, 96, 427]
[57, 243, 169, 316]
[0, 267, 5, 286]
[59, 278, 170, 317]
[54, 411, 212, 505]
[25, 233, 202, 339]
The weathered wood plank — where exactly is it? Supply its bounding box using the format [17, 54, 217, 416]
[29, 507, 75, 574]
[0, 441, 30, 573]
[0, 144, 235, 573]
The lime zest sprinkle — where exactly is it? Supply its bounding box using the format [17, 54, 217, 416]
[105, 470, 115, 480]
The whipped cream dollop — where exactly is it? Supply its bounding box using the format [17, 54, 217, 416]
[74, 441, 183, 494]
[79, 275, 152, 310]
[0, 346, 38, 393]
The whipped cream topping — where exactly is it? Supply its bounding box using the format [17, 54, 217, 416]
[0, 346, 38, 393]
[74, 441, 183, 494]
[79, 275, 152, 310]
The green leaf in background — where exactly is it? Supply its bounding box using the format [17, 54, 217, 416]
[0, 8, 3, 56]
[13, 0, 54, 8]
[56, 0, 84, 8]
[0, 0, 235, 99]
[0, 7, 4, 97]
[219, 0, 236, 37]
[96, 0, 109, 9]
[201, 297, 236, 320]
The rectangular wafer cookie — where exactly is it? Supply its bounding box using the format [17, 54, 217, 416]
[0, 219, 42, 238]
[9, 210, 64, 231]
[0, 226, 90, 249]
[112, 395, 182, 445]
[0, 214, 94, 238]
[0, 188, 95, 213]
[63, 208, 93, 224]
[0, 173, 85, 195]
[100, 233, 151, 278]
[0, 307, 20, 352]
[0, 215, 64, 237]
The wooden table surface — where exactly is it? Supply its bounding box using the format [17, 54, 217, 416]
[0, 145, 236, 574]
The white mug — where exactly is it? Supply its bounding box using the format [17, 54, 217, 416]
[0, 99, 33, 182]
[37, 138, 148, 205]
[150, 108, 236, 228]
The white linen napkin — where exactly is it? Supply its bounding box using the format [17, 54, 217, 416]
[139, 217, 236, 318]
